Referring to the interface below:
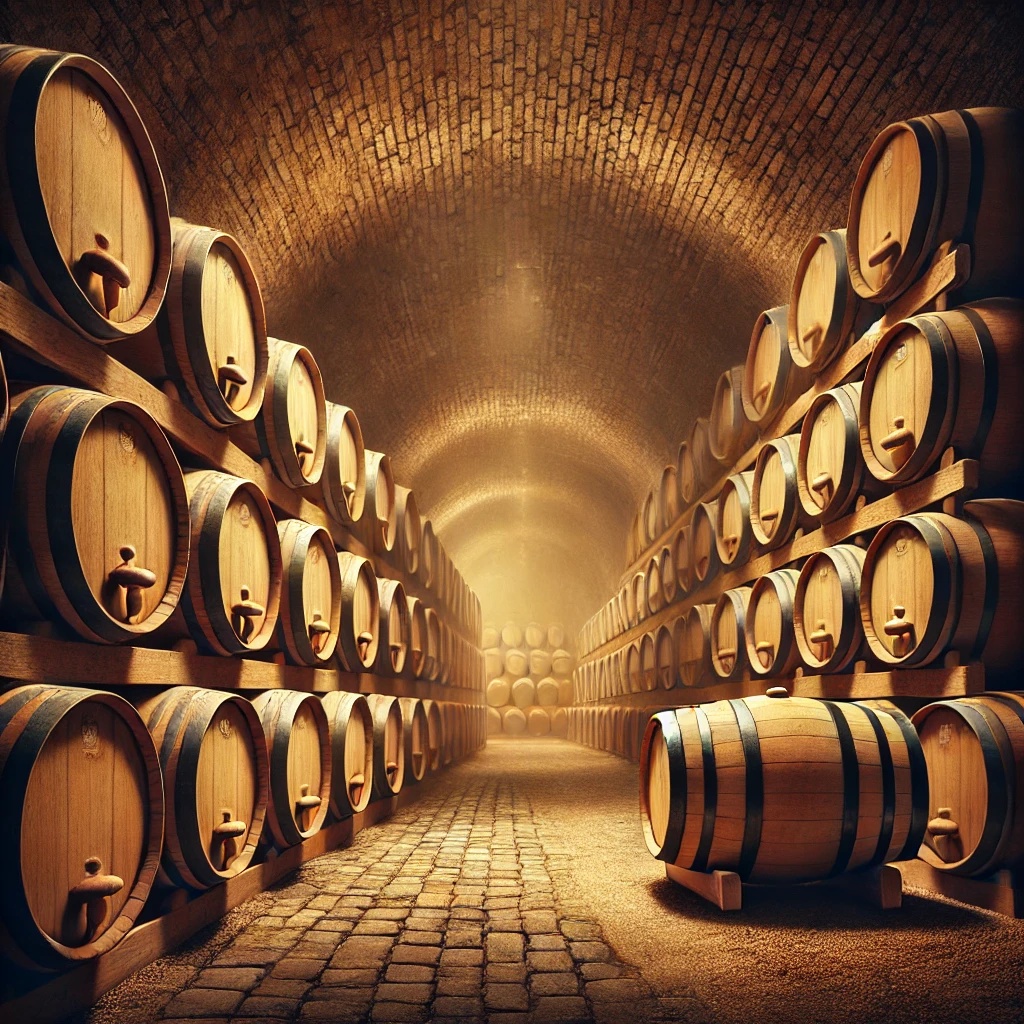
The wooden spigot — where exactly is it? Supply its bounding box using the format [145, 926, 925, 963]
[926, 807, 961, 862]
[347, 772, 365, 805]
[390, 640, 406, 670]
[716, 646, 736, 672]
[108, 544, 156, 623]
[753, 379, 772, 410]
[867, 232, 902, 276]
[77, 234, 131, 317]
[801, 323, 824, 356]
[385, 759, 399, 782]
[294, 437, 314, 468]
[213, 809, 247, 870]
[759, 507, 780, 535]
[811, 471, 834, 503]
[880, 416, 915, 468]
[766, 685, 789, 698]
[755, 640, 775, 669]
[809, 620, 834, 660]
[308, 610, 331, 653]
[65, 857, 123, 945]
[722, 533, 739, 557]
[231, 585, 265, 643]
[884, 605, 915, 657]
[295, 783, 321, 826]
[356, 631, 374, 660]
[218, 354, 249, 398]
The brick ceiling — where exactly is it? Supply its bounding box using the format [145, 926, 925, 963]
[5, 0, 1023, 634]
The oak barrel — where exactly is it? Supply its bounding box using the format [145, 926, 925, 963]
[552, 648, 573, 676]
[512, 677, 536, 709]
[847, 108, 1024, 304]
[711, 587, 752, 682]
[424, 607, 442, 681]
[860, 499, 1024, 673]
[678, 603, 715, 688]
[658, 543, 677, 605]
[505, 647, 528, 678]
[405, 595, 428, 679]
[421, 699, 445, 771]
[525, 621, 546, 649]
[626, 641, 642, 693]
[549, 623, 565, 649]
[708, 365, 758, 464]
[746, 568, 802, 678]
[320, 691, 373, 817]
[743, 305, 807, 424]
[550, 707, 569, 738]
[0, 48, 171, 341]
[0, 386, 189, 643]
[487, 678, 511, 708]
[335, 552, 379, 672]
[673, 525, 692, 596]
[138, 686, 268, 889]
[375, 578, 410, 677]
[660, 464, 680, 530]
[501, 620, 523, 648]
[503, 706, 528, 736]
[530, 648, 553, 677]
[794, 544, 867, 673]
[487, 706, 503, 735]
[640, 693, 929, 881]
[395, 485, 422, 576]
[750, 434, 810, 550]
[655, 621, 677, 690]
[640, 630, 657, 692]
[644, 555, 663, 615]
[716, 471, 756, 568]
[484, 647, 504, 681]
[365, 694, 405, 798]
[482, 624, 499, 650]
[859, 299, 1024, 489]
[419, 519, 437, 588]
[680, 417, 719, 505]
[689, 499, 721, 586]
[318, 402, 366, 525]
[536, 677, 559, 706]
[527, 707, 551, 737]
[274, 519, 341, 667]
[0, 685, 163, 969]
[251, 690, 331, 847]
[398, 698, 430, 784]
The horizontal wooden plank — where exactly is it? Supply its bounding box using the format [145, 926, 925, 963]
[0, 630, 482, 704]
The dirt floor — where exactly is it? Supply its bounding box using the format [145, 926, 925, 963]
[76, 738, 1024, 1024]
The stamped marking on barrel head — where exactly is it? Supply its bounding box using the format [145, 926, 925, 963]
[938, 723, 952, 747]
[238, 502, 251, 527]
[883, 144, 893, 175]
[82, 716, 101, 757]
[118, 422, 136, 456]
[88, 93, 111, 145]
[218, 716, 233, 739]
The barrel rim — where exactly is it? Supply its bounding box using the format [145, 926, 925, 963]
[750, 434, 801, 549]
[788, 229, 855, 371]
[743, 304, 792, 423]
[793, 544, 865, 672]
[321, 402, 366, 524]
[797, 383, 864, 523]
[320, 690, 374, 816]
[277, 519, 342, 666]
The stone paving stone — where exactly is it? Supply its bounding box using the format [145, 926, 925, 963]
[528, 950, 575, 972]
[320, 967, 381, 986]
[586, 978, 645, 1001]
[162, 988, 244, 1017]
[531, 995, 591, 1022]
[580, 963, 625, 981]
[252, 977, 312, 998]
[403, 928, 444, 945]
[569, 941, 614, 963]
[375, 981, 435, 1003]
[485, 931, 524, 962]
[434, 966, 483, 996]
[385, 964, 435, 982]
[233, 993, 301, 1016]
[431, 995, 485, 1016]
[484, 982, 530, 1010]
[531, 971, 580, 996]
[440, 947, 484, 967]
[391, 942, 442, 965]
[370, 1000, 430, 1021]
[523, 910, 559, 933]
[190, 967, 264, 990]
[560, 921, 602, 940]
[270, 958, 325, 980]
[485, 962, 528, 983]
[354, 919, 403, 935]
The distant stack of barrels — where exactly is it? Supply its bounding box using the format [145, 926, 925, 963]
[483, 620, 574, 739]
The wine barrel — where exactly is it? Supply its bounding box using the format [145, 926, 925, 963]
[395, 486, 422, 576]
[234, 338, 326, 488]
[487, 678, 511, 708]
[859, 300, 1024, 489]
[632, 571, 649, 623]
[680, 417, 719, 505]
[750, 435, 810, 550]
[642, 489, 660, 545]
[550, 707, 568, 738]
[419, 520, 437, 588]
[397, 698, 429, 784]
[626, 641, 642, 693]
[711, 587, 752, 682]
[0, 685, 163, 969]
[365, 694, 405, 798]
[716, 472, 756, 568]
[536, 677, 560, 706]
[530, 648, 553, 677]
[789, 229, 880, 373]
[640, 631, 657, 692]
[913, 693, 1024, 876]
[689, 500, 721, 587]
[678, 603, 715, 688]
[673, 526, 692, 597]
[318, 402, 366, 525]
[645, 555, 664, 615]
[424, 607, 442, 681]
[744, 305, 808, 424]
[794, 544, 867, 673]
[548, 623, 565, 649]
[364, 450, 396, 553]
[709, 365, 758, 464]
[404, 595, 428, 679]
[138, 687, 268, 888]
[621, 580, 638, 629]
[335, 552, 379, 673]
[437, 622, 452, 686]
[512, 677, 536, 709]
[640, 692, 929, 881]
[275, 519, 341, 667]
[798, 382, 877, 523]
[250, 691, 331, 847]
[503, 706, 528, 736]
[527, 707, 551, 737]
[552, 648, 573, 676]
[487, 706, 503, 735]
[525, 621, 546, 649]
[660, 464, 680, 530]
[861, 500, 1024, 673]
[504, 647, 528, 677]
[654, 622, 677, 690]
[484, 647, 504, 681]
[421, 699, 444, 771]
[0, 386, 189, 643]
[847, 108, 1024, 305]
[482, 624, 499, 650]
[168, 470, 281, 657]
[746, 568, 802, 679]
[137, 220, 268, 427]
[0, 48, 171, 342]
[320, 692, 373, 817]
[501, 621, 523, 648]
[374, 578, 409, 677]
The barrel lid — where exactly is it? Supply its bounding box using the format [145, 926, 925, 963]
[790, 231, 843, 368]
[752, 442, 788, 543]
[219, 485, 275, 647]
[800, 388, 856, 517]
[711, 592, 742, 677]
[748, 577, 783, 674]
[299, 528, 339, 662]
[795, 548, 861, 670]
[744, 307, 788, 421]
[717, 476, 748, 564]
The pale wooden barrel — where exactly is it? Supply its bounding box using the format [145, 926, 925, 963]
[504, 647, 528, 677]
[642, 488, 660, 545]
[689, 499, 721, 587]
[746, 568, 802, 678]
[138, 687, 268, 888]
[395, 485, 422, 576]
[640, 631, 657, 692]
[550, 707, 568, 738]
[527, 707, 551, 737]
[861, 500, 1024, 674]
[847, 108, 1024, 305]
[484, 647, 504, 680]
[320, 692, 374, 817]
[251, 690, 331, 848]
[404, 595, 428, 680]
[798, 382, 877, 524]
[632, 571, 649, 623]
[365, 694, 405, 798]
[644, 555, 663, 615]
[335, 552, 379, 673]
[374, 578, 409, 677]
[673, 526, 691, 596]
[421, 699, 444, 771]
[525, 621, 546, 648]
[711, 587, 753, 682]
[512, 677, 536, 709]
[503, 706, 528, 736]
[318, 402, 366, 525]
[789, 229, 880, 373]
[793, 544, 867, 673]
[640, 692, 928, 881]
[169, 470, 282, 657]
[552, 649, 573, 676]
[859, 300, 1024, 489]
[235, 337, 326, 488]
[487, 678, 511, 707]
[621, 579, 638, 628]
[0, 48, 171, 341]
[709, 365, 758, 464]
[744, 305, 808, 424]
[424, 607, 442, 681]
[678, 603, 715, 688]
[0, 685, 163, 969]
[716, 471, 756, 568]
[487, 706, 503, 735]
[658, 543, 677, 605]
[0, 386, 189, 643]
[750, 435, 809, 550]
[419, 519, 437, 588]
[501, 621, 524, 648]
[397, 698, 429, 783]
[660, 464, 680, 530]
[913, 693, 1024, 876]
[530, 648, 553, 677]
[655, 622, 676, 690]
[482, 624, 500, 650]
[275, 519, 341, 667]
[679, 416, 719, 505]
[548, 623, 565, 649]
[626, 641, 642, 693]
[536, 677, 559, 706]
[364, 450, 397, 553]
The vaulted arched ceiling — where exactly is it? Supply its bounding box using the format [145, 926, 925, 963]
[4, 0, 1023, 633]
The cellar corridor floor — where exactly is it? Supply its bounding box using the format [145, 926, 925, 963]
[81, 738, 1024, 1024]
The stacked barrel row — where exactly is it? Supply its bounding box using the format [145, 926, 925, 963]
[483, 620, 574, 738]
[0, 682, 484, 971]
[637, 690, 1024, 892]
[579, 107, 1024, 697]
[0, 46, 482, 688]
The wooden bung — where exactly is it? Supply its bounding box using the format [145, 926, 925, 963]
[397, 697, 429, 783]
[314, 402, 366, 525]
[716, 471, 757, 569]
[320, 691, 374, 818]
[251, 690, 331, 848]
[0, 47, 171, 342]
[640, 697, 928, 882]
[0, 685, 163, 969]
[746, 568, 803, 679]
[708, 365, 758, 465]
[847, 107, 1024, 305]
[743, 305, 808, 425]
[794, 544, 867, 674]
[0, 386, 189, 644]
[136, 686, 268, 889]
[678, 603, 715, 688]
[750, 434, 812, 550]
[711, 587, 753, 682]
[335, 551, 379, 673]
[365, 694, 405, 798]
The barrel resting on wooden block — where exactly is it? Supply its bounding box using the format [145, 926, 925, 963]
[895, 859, 1024, 919]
